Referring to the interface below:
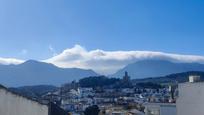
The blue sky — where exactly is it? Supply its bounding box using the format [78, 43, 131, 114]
[0, 0, 204, 60]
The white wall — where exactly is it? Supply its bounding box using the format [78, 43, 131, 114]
[177, 83, 204, 115]
[145, 103, 176, 115]
[0, 88, 48, 115]
[160, 105, 176, 115]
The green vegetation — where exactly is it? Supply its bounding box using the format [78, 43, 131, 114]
[84, 105, 100, 115]
[79, 75, 162, 89]
[79, 76, 120, 88]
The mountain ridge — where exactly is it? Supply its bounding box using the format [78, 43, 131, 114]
[132, 71, 204, 84]
[0, 60, 98, 87]
[111, 59, 204, 79]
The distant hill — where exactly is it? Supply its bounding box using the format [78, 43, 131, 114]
[9, 85, 58, 98]
[132, 71, 204, 84]
[79, 76, 120, 88]
[0, 60, 98, 86]
[112, 60, 204, 79]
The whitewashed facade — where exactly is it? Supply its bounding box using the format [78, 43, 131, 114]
[0, 86, 49, 115]
[177, 82, 204, 115]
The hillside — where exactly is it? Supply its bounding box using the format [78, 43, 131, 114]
[9, 85, 58, 98]
[112, 60, 204, 79]
[132, 71, 204, 84]
[0, 60, 98, 86]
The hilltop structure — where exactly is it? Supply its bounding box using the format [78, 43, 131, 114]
[121, 71, 132, 88]
[123, 71, 131, 83]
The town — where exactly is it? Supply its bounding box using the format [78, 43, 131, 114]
[43, 71, 172, 115]
[1, 71, 202, 115]
[0, 0, 203, 115]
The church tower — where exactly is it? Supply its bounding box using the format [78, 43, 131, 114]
[123, 71, 130, 83]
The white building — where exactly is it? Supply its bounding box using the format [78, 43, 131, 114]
[144, 103, 176, 115]
[0, 85, 48, 115]
[177, 76, 204, 115]
[0, 85, 67, 115]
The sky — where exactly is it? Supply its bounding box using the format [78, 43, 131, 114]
[0, 0, 204, 74]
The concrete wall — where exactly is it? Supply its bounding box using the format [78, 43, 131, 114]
[145, 103, 176, 115]
[160, 105, 176, 115]
[177, 83, 204, 115]
[0, 88, 48, 115]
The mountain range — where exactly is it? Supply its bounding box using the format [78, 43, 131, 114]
[132, 71, 204, 84]
[1, 59, 204, 86]
[111, 60, 204, 78]
[0, 60, 98, 86]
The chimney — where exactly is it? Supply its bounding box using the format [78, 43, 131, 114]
[189, 75, 200, 83]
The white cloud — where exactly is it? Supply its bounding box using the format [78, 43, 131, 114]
[0, 58, 24, 65]
[1, 45, 204, 75]
[49, 45, 57, 56]
[45, 44, 204, 75]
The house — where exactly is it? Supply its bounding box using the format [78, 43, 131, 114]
[101, 106, 145, 115]
[144, 103, 176, 115]
[177, 75, 204, 115]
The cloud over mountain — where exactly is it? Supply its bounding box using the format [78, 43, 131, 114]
[0, 58, 24, 65]
[1, 45, 204, 75]
[45, 45, 204, 75]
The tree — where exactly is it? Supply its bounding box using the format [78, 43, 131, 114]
[84, 105, 100, 115]
[79, 76, 120, 88]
